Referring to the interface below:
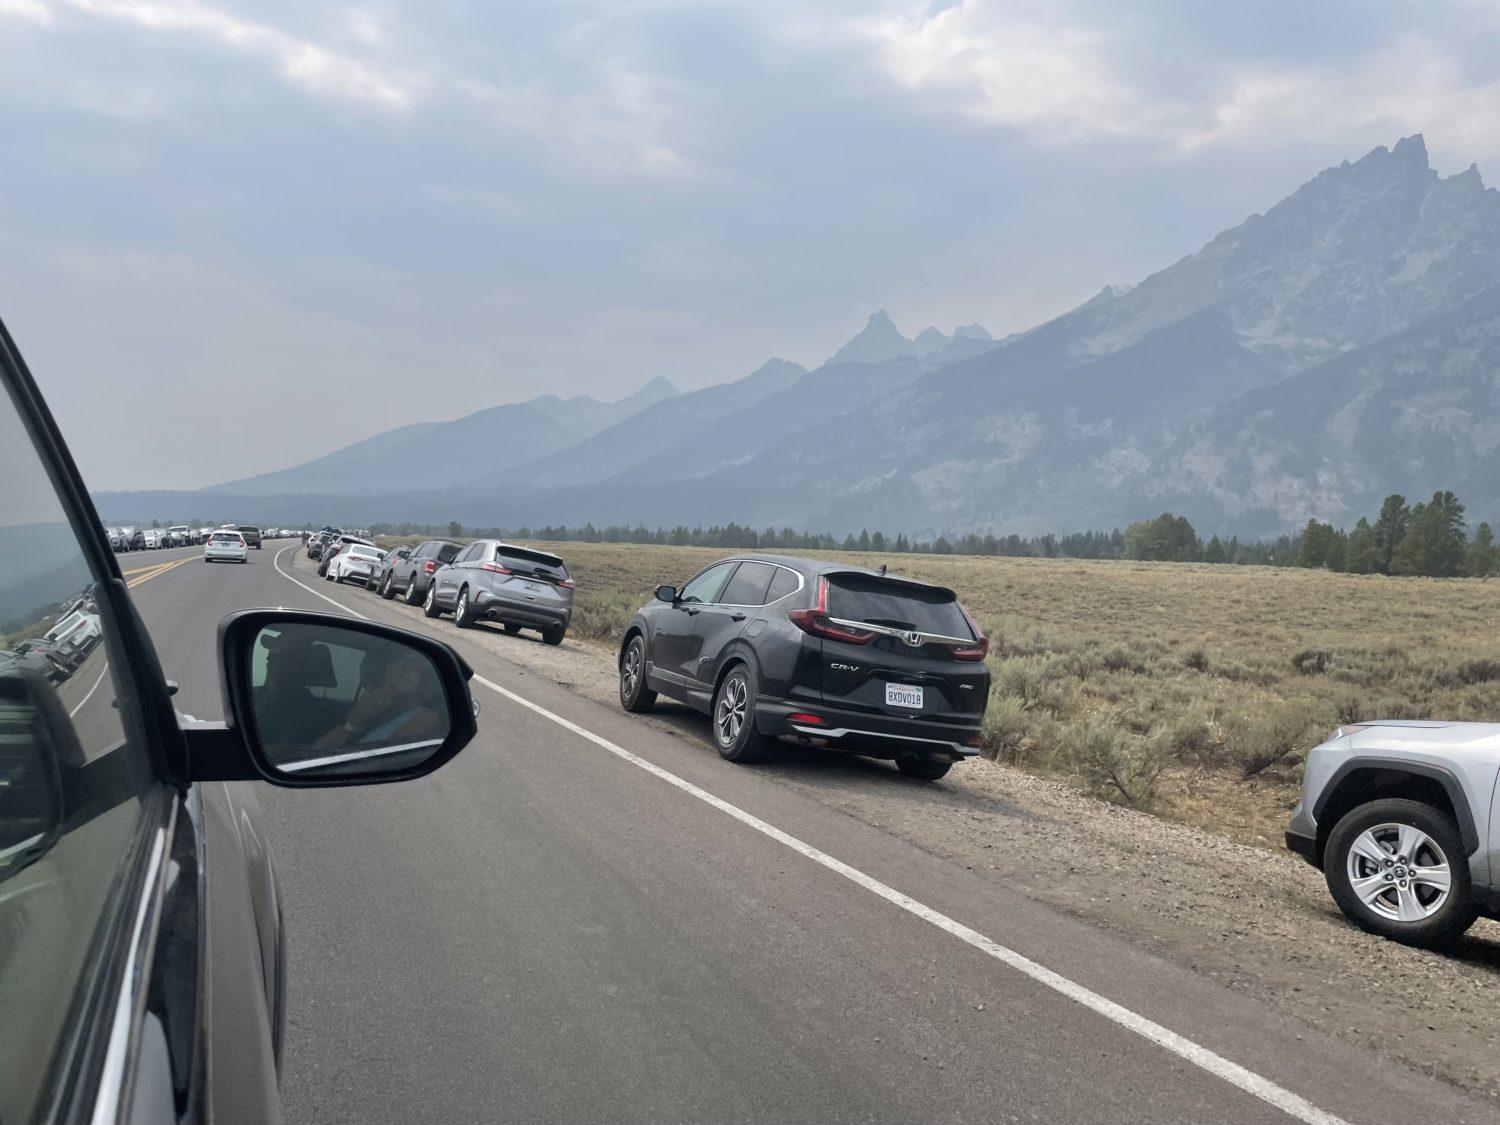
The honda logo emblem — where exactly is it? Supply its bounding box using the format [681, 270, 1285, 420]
[903, 631, 922, 647]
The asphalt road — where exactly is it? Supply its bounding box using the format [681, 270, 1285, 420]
[122, 541, 1500, 1124]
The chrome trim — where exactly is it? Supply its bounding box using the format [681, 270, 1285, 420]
[825, 617, 973, 647]
[708, 563, 807, 609]
[278, 738, 445, 773]
[91, 816, 173, 1125]
[789, 724, 972, 754]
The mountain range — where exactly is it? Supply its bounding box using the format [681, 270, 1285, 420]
[97, 135, 1500, 537]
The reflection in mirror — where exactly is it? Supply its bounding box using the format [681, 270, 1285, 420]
[250, 623, 451, 778]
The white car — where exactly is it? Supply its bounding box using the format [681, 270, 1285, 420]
[45, 608, 104, 660]
[328, 543, 385, 584]
[168, 524, 190, 546]
[204, 529, 248, 563]
[142, 528, 162, 549]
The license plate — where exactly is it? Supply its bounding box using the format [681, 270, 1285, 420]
[885, 683, 923, 709]
[523, 580, 543, 592]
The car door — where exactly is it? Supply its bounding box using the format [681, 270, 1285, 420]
[689, 560, 775, 693]
[0, 320, 284, 1122]
[436, 542, 480, 605]
[651, 561, 737, 693]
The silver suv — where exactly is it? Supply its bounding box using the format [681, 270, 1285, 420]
[1287, 720, 1500, 947]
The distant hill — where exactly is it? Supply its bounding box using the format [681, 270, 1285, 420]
[100, 135, 1500, 538]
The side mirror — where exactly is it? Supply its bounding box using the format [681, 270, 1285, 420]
[654, 584, 677, 604]
[187, 610, 479, 787]
[395, 548, 411, 559]
[0, 668, 74, 876]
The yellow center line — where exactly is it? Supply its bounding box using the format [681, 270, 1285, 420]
[126, 557, 191, 588]
[120, 557, 188, 577]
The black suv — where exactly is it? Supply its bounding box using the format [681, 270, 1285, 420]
[378, 539, 462, 604]
[618, 554, 990, 779]
[0, 317, 479, 1121]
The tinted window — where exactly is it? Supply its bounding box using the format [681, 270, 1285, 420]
[436, 543, 461, 563]
[825, 574, 972, 637]
[765, 567, 800, 603]
[719, 561, 776, 606]
[497, 546, 568, 581]
[679, 562, 735, 605]
[0, 380, 155, 1124]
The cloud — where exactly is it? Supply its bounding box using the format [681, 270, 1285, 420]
[25, 0, 422, 109]
[855, 2, 1500, 166]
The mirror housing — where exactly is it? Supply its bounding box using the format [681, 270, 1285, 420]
[654, 584, 677, 604]
[181, 609, 478, 787]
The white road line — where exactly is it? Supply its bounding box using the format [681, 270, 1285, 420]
[274, 546, 369, 618]
[273, 545, 1347, 1125]
[68, 661, 111, 719]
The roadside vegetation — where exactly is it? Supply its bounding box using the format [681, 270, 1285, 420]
[377, 536, 1500, 845]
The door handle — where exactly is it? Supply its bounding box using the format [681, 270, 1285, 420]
[729, 612, 747, 622]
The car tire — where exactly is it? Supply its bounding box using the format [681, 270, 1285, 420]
[502, 623, 521, 635]
[896, 755, 953, 781]
[405, 578, 424, 606]
[618, 634, 657, 713]
[1325, 798, 1476, 948]
[711, 663, 773, 763]
[423, 580, 443, 619]
[543, 626, 564, 646]
[380, 573, 396, 600]
[454, 586, 476, 628]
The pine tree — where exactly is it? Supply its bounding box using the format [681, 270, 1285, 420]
[1345, 518, 1379, 574]
[1465, 522, 1497, 577]
[1202, 535, 1226, 563]
[1373, 495, 1410, 574]
[1394, 492, 1467, 577]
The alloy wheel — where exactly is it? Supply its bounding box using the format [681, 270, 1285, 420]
[621, 640, 643, 699]
[1346, 822, 1452, 923]
[716, 674, 748, 747]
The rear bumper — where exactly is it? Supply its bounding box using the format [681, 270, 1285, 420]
[473, 591, 571, 630]
[757, 699, 981, 761]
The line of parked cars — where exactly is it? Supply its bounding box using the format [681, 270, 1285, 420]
[0, 593, 104, 685]
[105, 524, 298, 552]
[308, 530, 990, 783]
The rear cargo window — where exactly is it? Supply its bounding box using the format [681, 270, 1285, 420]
[765, 568, 800, 603]
[825, 574, 972, 637]
[498, 546, 568, 580]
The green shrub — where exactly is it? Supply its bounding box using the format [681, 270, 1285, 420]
[1063, 718, 1166, 808]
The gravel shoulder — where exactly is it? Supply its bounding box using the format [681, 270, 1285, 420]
[331, 557, 1500, 1101]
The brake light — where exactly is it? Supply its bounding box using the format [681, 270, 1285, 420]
[952, 603, 988, 661]
[788, 578, 876, 644]
[424, 560, 436, 573]
[480, 563, 512, 574]
[555, 577, 575, 589]
[788, 712, 824, 725]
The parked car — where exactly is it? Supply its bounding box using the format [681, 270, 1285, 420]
[327, 543, 386, 585]
[317, 535, 372, 577]
[369, 545, 411, 592]
[142, 528, 162, 549]
[0, 310, 479, 1122]
[237, 525, 263, 550]
[380, 539, 461, 604]
[121, 526, 144, 550]
[13, 636, 82, 677]
[616, 555, 989, 779]
[0, 644, 68, 684]
[168, 524, 190, 546]
[204, 529, 248, 564]
[424, 541, 573, 644]
[106, 526, 126, 551]
[1286, 720, 1500, 947]
[44, 608, 104, 663]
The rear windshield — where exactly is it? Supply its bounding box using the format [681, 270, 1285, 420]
[497, 546, 568, 580]
[238, 526, 259, 534]
[346, 545, 381, 559]
[211, 533, 241, 543]
[825, 574, 972, 638]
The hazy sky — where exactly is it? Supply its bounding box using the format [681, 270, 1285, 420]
[4, 0, 1500, 490]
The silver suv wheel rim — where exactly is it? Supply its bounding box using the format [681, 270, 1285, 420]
[458, 591, 467, 618]
[425, 584, 435, 611]
[621, 641, 642, 699]
[716, 675, 747, 747]
[1346, 822, 1452, 922]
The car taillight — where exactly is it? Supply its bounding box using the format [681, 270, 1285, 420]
[787, 578, 876, 644]
[480, 563, 512, 574]
[952, 603, 988, 661]
[555, 577, 575, 589]
[424, 560, 436, 573]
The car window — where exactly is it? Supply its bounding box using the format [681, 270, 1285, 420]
[437, 543, 461, 563]
[824, 573, 973, 637]
[679, 562, 736, 605]
[718, 561, 776, 606]
[0, 379, 157, 1124]
[765, 567, 800, 603]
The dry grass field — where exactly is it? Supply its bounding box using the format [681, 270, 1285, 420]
[382, 537, 1500, 845]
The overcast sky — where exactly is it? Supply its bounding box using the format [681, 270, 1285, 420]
[3, 0, 1500, 490]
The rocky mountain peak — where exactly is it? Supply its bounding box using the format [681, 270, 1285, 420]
[828, 309, 916, 365]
